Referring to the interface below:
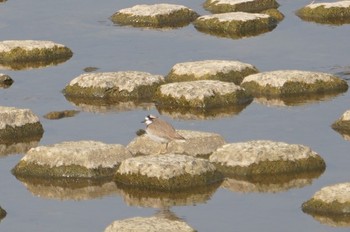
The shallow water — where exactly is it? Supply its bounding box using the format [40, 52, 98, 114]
[0, 0, 350, 231]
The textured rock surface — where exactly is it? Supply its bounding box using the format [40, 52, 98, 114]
[0, 206, 6, 221]
[127, 130, 226, 157]
[332, 110, 350, 136]
[104, 216, 196, 232]
[12, 140, 132, 178]
[204, 0, 279, 13]
[241, 70, 348, 97]
[209, 140, 326, 175]
[0, 73, 13, 87]
[166, 60, 258, 84]
[115, 154, 223, 190]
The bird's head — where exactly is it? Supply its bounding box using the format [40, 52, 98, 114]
[141, 114, 157, 125]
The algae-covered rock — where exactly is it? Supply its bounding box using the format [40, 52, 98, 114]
[105, 216, 196, 232]
[0, 206, 6, 222]
[332, 110, 350, 138]
[241, 70, 348, 97]
[296, 1, 350, 25]
[0, 106, 43, 144]
[204, 0, 279, 13]
[115, 154, 223, 191]
[193, 12, 277, 39]
[63, 71, 165, 103]
[12, 140, 132, 179]
[0, 40, 73, 69]
[155, 80, 252, 109]
[0, 73, 13, 88]
[209, 140, 326, 176]
[127, 130, 226, 157]
[302, 183, 350, 219]
[110, 4, 199, 28]
[166, 60, 259, 84]
[43, 110, 80, 120]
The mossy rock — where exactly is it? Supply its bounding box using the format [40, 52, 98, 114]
[154, 80, 253, 109]
[332, 110, 350, 136]
[115, 154, 223, 191]
[0, 73, 13, 88]
[203, 0, 279, 13]
[209, 140, 326, 176]
[166, 60, 259, 85]
[43, 110, 80, 120]
[241, 70, 348, 97]
[261, 8, 285, 21]
[296, 1, 350, 25]
[193, 12, 277, 39]
[0, 206, 6, 221]
[63, 71, 165, 103]
[110, 3, 199, 28]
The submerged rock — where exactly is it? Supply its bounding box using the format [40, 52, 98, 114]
[209, 140, 326, 176]
[193, 12, 277, 39]
[241, 70, 348, 97]
[155, 80, 252, 109]
[0, 106, 43, 144]
[43, 110, 80, 120]
[332, 110, 350, 138]
[63, 71, 164, 103]
[204, 0, 279, 13]
[115, 154, 223, 191]
[105, 216, 196, 232]
[127, 129, 226, 157]
[0, 73, 13, 88]
[12, 140, 132, 179]
[166, 59, 258, 84]
[110, 4, 198, 28]
[297, 1, 350, 25]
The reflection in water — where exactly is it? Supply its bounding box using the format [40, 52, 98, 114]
[303, 212, 350, 227]
[0, 57, 72, 71]
[0, 141, 39, 157]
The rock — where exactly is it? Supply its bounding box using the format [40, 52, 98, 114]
[332, 110, 350, 137]
[110, 4, 199, 28]
[43, 110, 80, 120]
[193, 12, 277, 39]
[63, 71, 165, 103]
[241, 70, 348, 97]
[0, 106, 44, 144]
[296, 1, 350, 25]
[127, 130, 226, 157]
[0, 206, 6, 221]
[203, 0, 279, 13]
[209, 140, 326, 176]
[0, 73, 13, 88]
[12, 140, 132, 179]
[302, 183, 350, 216]
[155, 80, 252, 109]
[104, 216, 196, 232]
[166, 60, 259, 84]
[115, 154, 223, 191]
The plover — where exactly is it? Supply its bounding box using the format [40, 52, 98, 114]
[142, 115, 185, 152]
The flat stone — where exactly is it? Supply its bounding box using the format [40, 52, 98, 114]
[63, 71, 164, 102]
[332, 110, 350, 137]
[166, 60, 258, 84]
[127, 130, 226, 157]
[297, 1, 350, 25]
[241, 70, 348, 97]
[110, 4, 198, 28]
[104, 216, 196, 232]
[155, 80, 252, 109]
[115, 154, 223, 191]
[0, 106, 43, 144]
[204, 0, 279, 13]
[209, 140, 326, 176]
[193, 12, 277, 39]
[12, 140, 132, 179]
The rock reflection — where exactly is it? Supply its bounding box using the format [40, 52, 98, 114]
[0, 141, 39, 157]
[303, 213, 350, 227]
[0, 57, 72, 71]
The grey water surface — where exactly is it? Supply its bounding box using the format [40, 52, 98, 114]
[1, 0, 350, 231]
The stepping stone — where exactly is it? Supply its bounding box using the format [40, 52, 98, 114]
[209, 140, 326, 176]
[110, 4, 198, 28]
[166, 59, 258, 84]
[115, 154, 223, 191]
[297, 1, 350, 25]
[155, 80, 252, 109]
[332, 110, 350, 137]
[193, 12, 277, 39]
[127, 130, 226, 157]
[241, 70, 348, 97]
[0, 73, 13, 88]
[12, 140, 132, 179]
[105, 216, 196, 232]
[0, 106, 43, 144]
[204, 0, 279, 13]
[63, 71, 164, 103]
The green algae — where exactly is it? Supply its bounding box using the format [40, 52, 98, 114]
[0, 122, 44, 145]
[302, 198, 350, 217]
[261, 8, 285, 21]
[297, 5, 350, 25]
[203, 0, 279, 13]
[114, 170, 223, 191]
[111, 9, 199, 28]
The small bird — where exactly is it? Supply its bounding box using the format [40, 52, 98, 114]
[142, 114, 185, 152]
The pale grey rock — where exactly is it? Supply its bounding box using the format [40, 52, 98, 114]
[0, 106, 40, 129]
[104, 216, 196, 232]
[312, 183, 350, 204]
[0, 40, 66, 52]
[197, 12, 270, 22]
[118, 4, 191, 16]
[337, 110, 350, 121]
[306, 1, 350, 9]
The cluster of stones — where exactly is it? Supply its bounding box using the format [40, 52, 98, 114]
[296, 1, 350, 25]
[332, 110, 350, 137]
